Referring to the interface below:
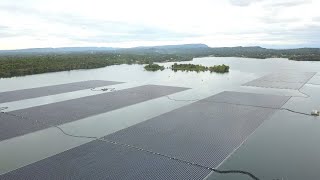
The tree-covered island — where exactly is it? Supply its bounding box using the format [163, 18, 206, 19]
[144, 63, 165, 71]
[171, 63, 229, 73]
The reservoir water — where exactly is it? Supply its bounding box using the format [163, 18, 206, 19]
[1, 57, 320, 179]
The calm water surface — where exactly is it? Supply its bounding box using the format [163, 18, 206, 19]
[1, 57, 320, 92]
[1, 57, 320, 179]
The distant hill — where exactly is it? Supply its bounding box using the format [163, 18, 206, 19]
[0, 44, 209, 55]
[1, 43, 320, 78]
[0, 47, 118, 55]
[118, 44, 210, 55]
[132, 44, 209, 49]
[1, 44, 320, 61]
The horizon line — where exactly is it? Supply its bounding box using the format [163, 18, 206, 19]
[1, 44, 320, 51]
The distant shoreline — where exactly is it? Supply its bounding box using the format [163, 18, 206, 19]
[1, 44, 319, 78]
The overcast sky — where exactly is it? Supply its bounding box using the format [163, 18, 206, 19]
[1, 0, 320, 50]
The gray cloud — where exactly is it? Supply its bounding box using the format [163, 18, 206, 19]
[268, 25, 320, 47]
[269, 0, 311, 7]
[0, 25, 36, 38]
[54, 19, 199, 43]
[229, 0, 262, 6]
[0, 4, 199, 43]
[71, 30, 196, 43]
[313, 17, 320, 22]
[255, 1, 311, 25]
[1, 0, 319, 48]
[259, 17, 299, 24]
[230, 0, 311, 7]
[219, 24, 320, 48]
[0, 26, 10, 36]
[0, 25, 9, 29]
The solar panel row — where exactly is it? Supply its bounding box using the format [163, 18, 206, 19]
[0, 80, 122, 103]
[0, 84, 188, 141]
[243, 72, 316, 89]
[1, 91, 290, 180]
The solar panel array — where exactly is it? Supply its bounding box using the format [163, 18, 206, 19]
[0, 91, 290, 180]
[203, 91, 290, 108]
[0, 140, 210, 180]
[106, 91, 290, 168]
[243, 72, 316, 89]
[0, 80, 121, 103]
[0, 85, 188, 141]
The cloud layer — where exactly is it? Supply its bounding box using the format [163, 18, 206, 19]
[0, 0, 319, 49]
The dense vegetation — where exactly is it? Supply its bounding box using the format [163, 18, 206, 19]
[172, 63, 207, 72]
[144, 63, 165, 71]
[208, 46, 320, 61]
[208, 64, 230, 73]
[1, 44, 319, 78]
[0, 53, 192, 78]
[171, 63, 229, 73]
[116, 45, 320, 61]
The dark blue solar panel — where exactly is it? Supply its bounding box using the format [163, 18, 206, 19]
[243, 72, 316, 90]
[0, 85, 188, 141]
[0, 91, 289, 180]
[106, 91, 288, 168]
[204, 91, 290, 108]
[0, 140, 210, 180]
[0, 80, 122, 103]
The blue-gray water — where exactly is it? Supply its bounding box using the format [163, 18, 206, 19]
[0, 57, 320, 179]
[1, 57, 320, 92]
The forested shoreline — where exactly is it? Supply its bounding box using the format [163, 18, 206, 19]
[0, 53, 193, 78]
[1, 44, 320, 78]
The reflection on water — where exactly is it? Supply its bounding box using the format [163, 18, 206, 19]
[0, 57, 320, 179]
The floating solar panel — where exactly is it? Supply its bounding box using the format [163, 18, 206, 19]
[0, 80, 122, 103]
[255, 72, 316, 83]
[244, 80, 303, 90]
[243, 72, 316, 90]
[0, 85, 188, 141]
[0, 140, 210, 180]
[105, 91, 288, 168]
[205, 91, 290, 108]
[308, 74, 320, 85]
